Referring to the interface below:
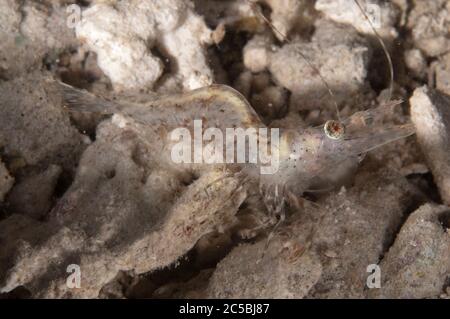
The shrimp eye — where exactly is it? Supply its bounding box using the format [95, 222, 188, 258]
[324, 120, 345, 140]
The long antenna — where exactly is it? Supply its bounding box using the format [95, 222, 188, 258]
[353, 0, 394, 102]
[247, 0, 342, 122]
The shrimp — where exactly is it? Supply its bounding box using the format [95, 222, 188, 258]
[59, 83, 414, 212]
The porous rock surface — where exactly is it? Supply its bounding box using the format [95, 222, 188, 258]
[207, 168, 422, 298]
[76, 0, 214, 92]
[410, 87, 450, 205]
[370, 203, 450, 299]
[0, 0, 449, 299]
[0, 117, 247, 298]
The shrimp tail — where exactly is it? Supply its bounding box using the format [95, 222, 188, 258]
[58, 81, 123, 115]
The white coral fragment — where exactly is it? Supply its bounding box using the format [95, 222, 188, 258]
[76, 0, 214, 92]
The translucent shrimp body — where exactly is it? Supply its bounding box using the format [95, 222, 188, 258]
[61, 83, 415, 201]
